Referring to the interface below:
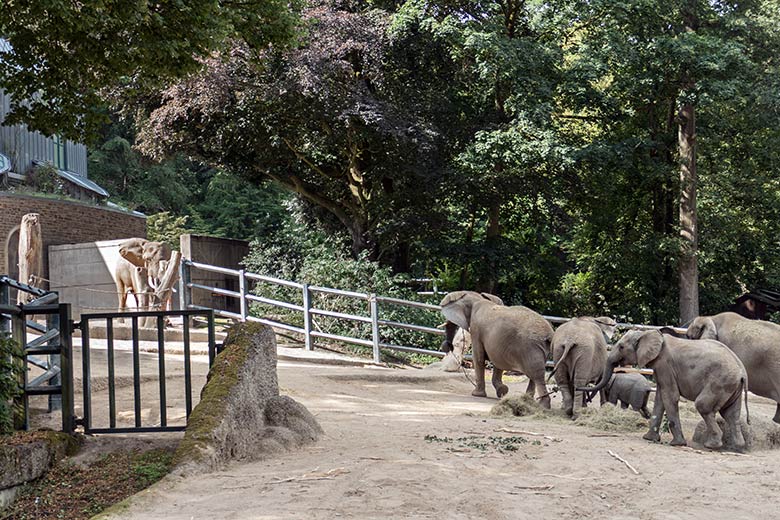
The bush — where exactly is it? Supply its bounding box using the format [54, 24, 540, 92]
[0, 333, 24, 434]
[243, 213, 443, 361]
[25, 163, 65, 195]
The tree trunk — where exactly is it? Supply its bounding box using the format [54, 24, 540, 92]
[476, 203, 501, 294]
[678, 102, 699, 325]
[17, 213, 44, 304]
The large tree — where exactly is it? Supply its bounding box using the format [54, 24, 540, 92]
[555, 0, 780, 324]
[137, 1, 447, 267]
[0, 0, 300, 140]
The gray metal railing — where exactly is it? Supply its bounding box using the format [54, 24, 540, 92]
[178, 260, 686, 366]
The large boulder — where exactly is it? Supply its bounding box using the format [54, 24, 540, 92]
[173, 323, 322, 473]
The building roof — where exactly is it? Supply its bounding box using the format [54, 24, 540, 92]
[56, 168, 110, 198]
[32, 160, 109, 198]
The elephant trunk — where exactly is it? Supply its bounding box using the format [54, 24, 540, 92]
[577, 360, 618, 398]
[440, 321, 459, 352]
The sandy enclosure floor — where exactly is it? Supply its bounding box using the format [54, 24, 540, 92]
[100, 358, 780, 520]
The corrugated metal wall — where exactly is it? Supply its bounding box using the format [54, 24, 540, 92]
[0, 90, 88, 177]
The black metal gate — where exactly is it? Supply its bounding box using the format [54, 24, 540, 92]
[1, 276, 75, 433]
[76, 309, 216, 434]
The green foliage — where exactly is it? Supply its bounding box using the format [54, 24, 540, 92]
[0, 0, 302, 141]
[243, 208, 443, 358]
[132, 450, 174, 487]
[0, 333, 24, 434]
[24, 163, 65, 195]
[146, 212, 191, 251]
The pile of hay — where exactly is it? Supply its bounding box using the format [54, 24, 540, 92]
[490, 393, 542, 417]
[573, 405, 649, 433]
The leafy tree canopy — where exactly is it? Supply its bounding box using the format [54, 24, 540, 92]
[0, 0, 301, 141]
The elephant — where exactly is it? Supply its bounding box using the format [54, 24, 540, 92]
[686, 312, 780, 424]
[581, 330, 749, 450]
[549, 316, 616, 417]
[606, 372, 652, 418]
[440, 291, 553, 407]
[115, 257, 152, 314]
[118, 238, 172, 289]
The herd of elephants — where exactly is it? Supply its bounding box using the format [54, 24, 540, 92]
[438, 291, 780, 451]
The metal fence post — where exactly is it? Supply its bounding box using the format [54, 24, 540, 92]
[59, 304, 74, 434]
[179, 260, 192, 311]
[302, 283, 313, 351]
[370, 294, 380, 364]
[12, 308, 27, 430]
[239, 269, 247, 322]
[0, 279, 9, 335]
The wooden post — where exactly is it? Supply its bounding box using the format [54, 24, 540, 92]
[152, 250, 181, 316]
[16, 214, 43, 304]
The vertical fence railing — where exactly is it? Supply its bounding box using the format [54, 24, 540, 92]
[77, 309, 216, 434]
[180, 260, 688, 364]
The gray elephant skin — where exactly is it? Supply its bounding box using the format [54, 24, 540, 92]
[606, 372, 651, 418]
[440, 291, 553, 407]
[687, 311, 780, 423]
[583, 330, 749, 450]
[549, 317, 616, 417]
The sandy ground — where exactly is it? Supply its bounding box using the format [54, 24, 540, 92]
[86, 354, 780, 520]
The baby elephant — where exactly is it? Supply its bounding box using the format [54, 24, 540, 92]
[581, 330, 749, 450]
[606, 372, 652, 418]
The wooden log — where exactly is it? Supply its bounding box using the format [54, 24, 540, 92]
[16, 213, 43, 304]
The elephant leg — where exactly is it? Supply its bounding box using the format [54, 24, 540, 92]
[719, 399, 745, 451]
[774, 403, 780, 424]
[643, 393, 666, 442]
[525, 378, 536, 397]
[572, 375, 589, 415]
[661, 391, 686, 446]
[620, 401, 629, 409]
[556, 370, 574, 417]
[532, 373, 551, 409]
[471, 340, 487, 398]
[492, 368, 509, 398]
[695, 394, 724, 450]
[607, 392, 619, 405]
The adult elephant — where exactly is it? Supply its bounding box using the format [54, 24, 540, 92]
[687, 312, 780, 423]
[118, 238, 172, 289]
[440, 291, 553, 407]
[549, 317, 616, 417]
[581, 330, 749, 450]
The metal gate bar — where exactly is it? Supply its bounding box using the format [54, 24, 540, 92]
[77, 309, 216, 434]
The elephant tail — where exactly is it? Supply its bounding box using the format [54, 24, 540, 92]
[547, 341, 575, 382]
[743, 375, 750, 425]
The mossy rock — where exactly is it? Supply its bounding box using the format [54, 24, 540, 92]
[174, 322, 321, 473]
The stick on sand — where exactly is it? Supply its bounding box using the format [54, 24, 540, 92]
[607, 450, 639, 475]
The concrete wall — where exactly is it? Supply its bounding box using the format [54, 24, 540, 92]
[49, 239, 137, 317]
[0, 193, 146, 284]
[180, 234, 250, 314]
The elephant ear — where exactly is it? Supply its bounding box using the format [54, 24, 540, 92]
[118, 238, 147, 268]
[635, 330, 664, 367]
[480, 293, 504, 305]
[440, 292, 471, 331]
[593, 317, 617, 340]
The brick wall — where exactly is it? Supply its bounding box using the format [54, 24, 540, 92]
[1, 192, 146, 283]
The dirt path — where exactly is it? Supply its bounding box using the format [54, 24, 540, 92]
[106, 360, 779, 520]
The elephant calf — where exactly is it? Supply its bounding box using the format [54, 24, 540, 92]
[550, 316, 616, 417]
[606, 372, 652, 418]
[582, 330, 749, 450]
